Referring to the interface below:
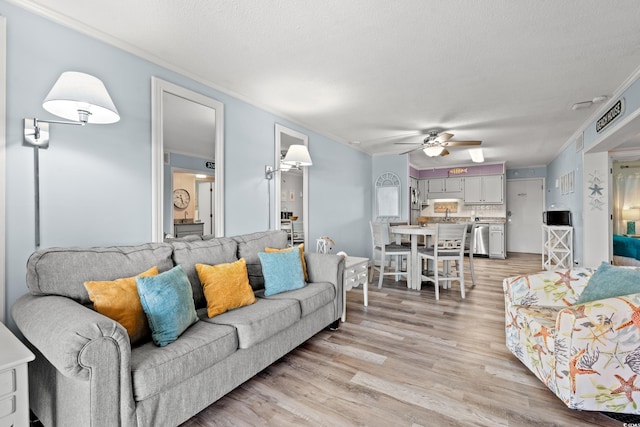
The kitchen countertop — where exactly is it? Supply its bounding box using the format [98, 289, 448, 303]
[421, 216, 506, 224]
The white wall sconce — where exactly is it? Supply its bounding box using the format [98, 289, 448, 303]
[469, 148, 484, 163]
[265, 144, 312, 180]
[24, 71, 120, 247]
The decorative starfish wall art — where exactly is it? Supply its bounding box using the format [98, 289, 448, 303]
[588, 170, 605, 210]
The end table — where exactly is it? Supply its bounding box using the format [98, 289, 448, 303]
[0, 322, 35, 427]
[342, 256, 369, 322]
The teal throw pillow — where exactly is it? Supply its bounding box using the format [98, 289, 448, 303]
[136, 265, 198, 347]
[577, 262, 640, 304]
[258, 249, 306, 296]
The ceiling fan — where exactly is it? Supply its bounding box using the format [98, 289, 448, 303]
[395, 130, 481, 157]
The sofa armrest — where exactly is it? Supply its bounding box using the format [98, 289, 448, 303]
[12, 293, 136, 426]
[503, 267, 595, 308]
[304, 253, 345, 320]
[552, 292, 640, 411]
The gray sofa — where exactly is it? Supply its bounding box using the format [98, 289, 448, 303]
[11, 230, 344, 427]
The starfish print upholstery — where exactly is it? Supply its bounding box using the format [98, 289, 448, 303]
[554, 270, 578, 291]
[569, 348, 599, 394]
[615, 298, 640, 332]
[611, 374, 640, 402]
[534, 325, 552, 348]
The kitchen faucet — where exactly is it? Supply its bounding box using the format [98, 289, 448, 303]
[445, 208, 450, 221]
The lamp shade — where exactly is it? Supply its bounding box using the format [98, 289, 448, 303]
[423, 145, 444, 157]
[622, 208, 640, 221]
[282, 145, 312, 167]
[42, 71, 120, 124]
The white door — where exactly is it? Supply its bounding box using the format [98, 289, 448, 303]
[197, 181, 214, 235]
[507, 179, 544, 253]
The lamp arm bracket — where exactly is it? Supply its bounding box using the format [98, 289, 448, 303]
[28, 117, 85, 126]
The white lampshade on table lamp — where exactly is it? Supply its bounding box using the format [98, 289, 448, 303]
[23, 71, 120, 247]
[623, 207, 640, 235]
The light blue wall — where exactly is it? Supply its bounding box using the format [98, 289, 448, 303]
[2, 2, 372, 330]
[546, 66, 640, 266]
[506, 166, 546, 180]
[545, 146, 583, 264]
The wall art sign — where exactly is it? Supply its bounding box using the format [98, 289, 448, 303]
[596, 98, 624, 133]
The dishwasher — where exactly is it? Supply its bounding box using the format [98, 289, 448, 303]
[473, 223, 490, 256]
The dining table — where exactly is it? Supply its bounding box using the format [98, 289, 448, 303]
[390, 224, 436, 290]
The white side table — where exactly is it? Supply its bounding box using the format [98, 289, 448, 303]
[342, 256, 369, 322]
[0, 322, 35, 427]
[542, 225, 573, 270]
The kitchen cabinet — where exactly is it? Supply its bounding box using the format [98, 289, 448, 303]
[174, 222, 204, 238]
[428, 177, 463, 193]
[489, 224, 506, 259]
[427, 177, 464, 198]
[464, 175, 504, 204]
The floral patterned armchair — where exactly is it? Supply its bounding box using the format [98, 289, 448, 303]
[504, 267, 640, 414]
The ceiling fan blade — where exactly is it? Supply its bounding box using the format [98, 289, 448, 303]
[434, 132, 453, 143]
[445, 140, 482, 147]
[399, 146, 426, 155]
[394, 141, 423, 145]
[440, 149, 450, 156]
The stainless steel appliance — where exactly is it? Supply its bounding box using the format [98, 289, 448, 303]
[474, 223, 490, 256]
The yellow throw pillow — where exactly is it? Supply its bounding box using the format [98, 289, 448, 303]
[84, 266, 158, 346]
[265, 244, 308, 281]
[196, 258, 256, 318]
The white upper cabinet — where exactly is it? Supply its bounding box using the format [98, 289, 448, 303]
[427, 177, 463, 196]
[464, 175, 503, 204]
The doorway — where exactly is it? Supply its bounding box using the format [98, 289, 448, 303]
[506, 178, 544, 253]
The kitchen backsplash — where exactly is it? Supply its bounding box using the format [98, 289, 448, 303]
[419, 200, 506, 219]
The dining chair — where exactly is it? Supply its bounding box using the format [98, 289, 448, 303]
[464, 222, 477, 287]
[292, 220, 304, 244]
[417, 223, 467, 299]
[370, 221, 411, 288]
[388, 220, 411, 247]
[281, 219, 294, 246]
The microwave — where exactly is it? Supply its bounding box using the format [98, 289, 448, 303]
[543, 210, 571, 226]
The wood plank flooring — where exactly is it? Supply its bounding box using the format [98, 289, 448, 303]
[181, 253, 622, 426]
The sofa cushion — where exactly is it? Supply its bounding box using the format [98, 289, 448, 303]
[84, 266, 158, 346]
[257, 282, 336, 317]
[232, 231, 288, 290]
[258, 249, 306, 296]
[26, 243, 174, 304]
[136, 265, 199, 347]
[170, 238, 238, 309]
[130, 321, 237, 401]
[206, 297, 300, 349]
[196, 259, 256, 318]
[577, 262, 640, 304]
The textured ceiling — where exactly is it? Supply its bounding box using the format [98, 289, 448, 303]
[11, 0, 640, 168]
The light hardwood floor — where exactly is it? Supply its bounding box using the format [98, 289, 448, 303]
[181, 253, 622, 426]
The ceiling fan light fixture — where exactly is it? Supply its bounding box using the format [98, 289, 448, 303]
[469, 148, 484, 163]
[423, 145, 444, 157]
